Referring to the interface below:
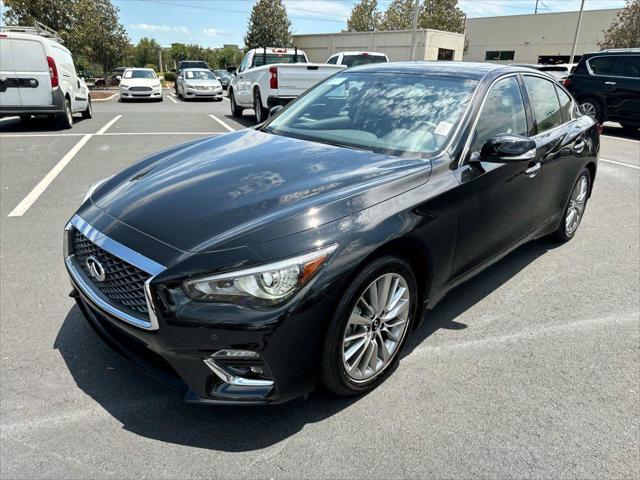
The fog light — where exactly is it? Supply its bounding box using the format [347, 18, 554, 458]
[212, 349, 258, 358]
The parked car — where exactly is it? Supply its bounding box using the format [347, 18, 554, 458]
[64, 62, 599, 405]
[564, 49, 640, 130]
[119, 68, 163, 102]
[213, 69, 231, 89]
[94, 74, 121, 88]
[228, 47, 345, 123]
[176, 68, 223, 101]
[175, 60, 209, 93]
[538, 64, 577, 81]
[0, 22, 92, 128]
[327, 51, 389, 67]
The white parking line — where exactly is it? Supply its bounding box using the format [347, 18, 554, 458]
[208, 114, 235, 132]
[601, 135, 640, 145]
[7, 115, 121, 217]
[96, 115, 121, 134]
[600, 158, 640, 171]
[167, 95, 178, 104]
[8, 134, 92, 217]
[92, 93, 117, 102]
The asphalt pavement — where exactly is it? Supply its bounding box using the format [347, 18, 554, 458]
[1, 91, 638, 479]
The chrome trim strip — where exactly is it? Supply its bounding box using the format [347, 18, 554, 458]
[203, 358, 274, 387]
[66, 256, 159, 330]
[65, 214, 166, 331]
[68, 215, 165, 276]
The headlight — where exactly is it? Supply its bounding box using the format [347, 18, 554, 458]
[120, 83, 129, 89]
[83, 176, 112, 202]
[184, 82, 193, 88]
[183, 244, 338, 305]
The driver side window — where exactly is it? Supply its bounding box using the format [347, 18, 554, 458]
[470, 76, 528, 154]
[238, 53, 250, 73]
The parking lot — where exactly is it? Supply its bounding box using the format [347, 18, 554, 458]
[1, 92, 638, 478]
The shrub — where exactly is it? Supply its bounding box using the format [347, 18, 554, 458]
[164, 72, 177, 82]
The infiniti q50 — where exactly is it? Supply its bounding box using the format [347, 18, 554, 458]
[64, 62, 598, 404]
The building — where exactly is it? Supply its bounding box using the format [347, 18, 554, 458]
[463, 8, 621, 64]
[291, 29, 465, 63]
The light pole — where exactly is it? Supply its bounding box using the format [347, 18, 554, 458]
[570, 0, 586, 64]
[409, 0, 420, 61]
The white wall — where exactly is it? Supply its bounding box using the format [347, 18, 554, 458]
[292, 29, 465, 63]
[464, 8, 621, 64]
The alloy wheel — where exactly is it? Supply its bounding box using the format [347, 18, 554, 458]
[565, 175, 588, 236]
[580, 102, 596, 118]
[342, 273, 411, 382]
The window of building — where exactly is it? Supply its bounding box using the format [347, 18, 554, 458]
[485, 50, 515, 61]
[437, 48, 454, 61]
[470, 76, 528, 153]
[523, 76, 563, 134]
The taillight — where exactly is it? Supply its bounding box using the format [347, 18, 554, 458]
[47, 56, 59, 88]
[269, 66, 278, 89]
[563, 78, 571, 87]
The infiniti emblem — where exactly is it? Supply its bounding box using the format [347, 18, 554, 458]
[86, 256, 106, 282]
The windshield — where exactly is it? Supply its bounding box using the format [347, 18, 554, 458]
[342, 54, 387, 67]
[214, 70, 230, 78]
[124, 70, 156, 79]
[253, 53, 307, 67]
[265, 72, 477, 156]
[185, 70, 215, 80]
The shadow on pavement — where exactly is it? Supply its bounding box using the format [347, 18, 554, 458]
[601, 124, 640, 141]
[55, 237, 559, 451]
[0, 115, 90, 133]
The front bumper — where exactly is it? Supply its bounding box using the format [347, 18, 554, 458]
[120, 87, 162, 99]
[184, 87, 223, 98]
[64, 215, 335, 405]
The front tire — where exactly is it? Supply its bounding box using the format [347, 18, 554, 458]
[321, 256, 418, 396]
[553, 168, 591, 242]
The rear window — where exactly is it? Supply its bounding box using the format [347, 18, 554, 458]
[252, 54, 307, 67]
[342, 54, 387, 68]
[12, 39, 47, 72]
[180, 61, 208, 69]
[587, 56, 619, 75]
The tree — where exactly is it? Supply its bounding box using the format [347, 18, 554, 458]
[418, 0, 466, 34]
[244, 0, 292, 49]
[599, 0, 640, 49]
[216, 47, 243, 69]
[346, 0, 382, 32]
[170, 43, 189, 64]
[134, 37, 161, 69]
[3, 0, 75, 37]
[381, 0, 417, 31]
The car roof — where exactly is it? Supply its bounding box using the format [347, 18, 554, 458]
[125, 67, 155, 71]
[182, 68, 210, 71]
[581, 49, 640, 59]
[346, 61, 522, 80]
[337, 51, 387, 56]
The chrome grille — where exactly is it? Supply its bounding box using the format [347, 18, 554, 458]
[129, 86, 152, 92]
[72, 230, 150, 314]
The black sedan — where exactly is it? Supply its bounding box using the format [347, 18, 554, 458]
[64, 62, 599, 405]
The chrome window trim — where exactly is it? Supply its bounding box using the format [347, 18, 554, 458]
[64, 214, 166, 331]
[585, 55, 640, 80]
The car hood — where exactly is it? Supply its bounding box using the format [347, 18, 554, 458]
[185, 79, 221, 87]
[92, 129, 430, 253]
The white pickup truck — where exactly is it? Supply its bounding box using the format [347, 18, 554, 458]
[228, 48, 345, 123]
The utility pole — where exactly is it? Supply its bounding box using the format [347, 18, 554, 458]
[569, 0, 585, 64]
[534, 0, 539, 14]
[158, 49, 163, 73]
[409, 0, 420, 61]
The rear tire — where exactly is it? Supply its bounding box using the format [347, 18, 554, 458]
[321, 255, 418, 397]
[553, 168, 591, 242]
[230, 90, 243, 117]
[579, 98, 603, 122]
[57, 97, 73, 129]
[253, 89, 269, 123]
[82, 97, 92, 119]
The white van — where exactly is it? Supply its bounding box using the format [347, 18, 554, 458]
[326, 51, 389, 68]
[0, 23, 91, 128]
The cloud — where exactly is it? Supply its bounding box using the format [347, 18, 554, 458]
[130, 23, 191, 35]
[203, 27, 225, 37]
[284, 0, 351, 21]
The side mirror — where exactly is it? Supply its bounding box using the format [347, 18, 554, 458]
[478, 134, 536, 163]
[116, 75, 122, 80]
[227, 66, 237, 74]
[269, 105, 284, 117]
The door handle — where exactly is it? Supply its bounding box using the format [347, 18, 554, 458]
[604, 81, 616, 85]
[525, 163, 541, 178]
[573, 139, 587, 154]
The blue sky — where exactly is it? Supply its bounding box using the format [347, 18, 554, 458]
[1, 0, 627, 47]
